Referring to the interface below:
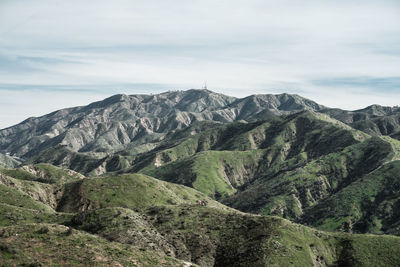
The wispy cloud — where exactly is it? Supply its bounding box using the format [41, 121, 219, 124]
[313, 77, 400, 92]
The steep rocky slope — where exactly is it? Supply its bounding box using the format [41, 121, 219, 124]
[322, 105, 400, 139]
[3, 90, 400, 167]
[322, 105, 400, 124]
[0, 90, 325, 160]
[0, 152, 20, 168]
[350, 113, 400, 138]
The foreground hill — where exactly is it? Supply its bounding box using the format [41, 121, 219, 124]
[1, 164, 400, 266]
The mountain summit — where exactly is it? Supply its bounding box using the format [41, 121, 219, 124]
[0, 89, 325, 159]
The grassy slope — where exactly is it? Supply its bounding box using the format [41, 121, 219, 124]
[0, 164, 400, 266]
[138, 111, 365, 196]
[123, 111, 400, 236]
[223, 136, 393, 214]
[69, 205, 400, 267]
[223, 135, 400, 234]
[301, 160, 400, 235]
[0, 183, 53, 213]
[0, 223, 189, 267]
[351, 113, 400, 140]
[0, 166, 217, 266]
[56, 173, 230, 213]
[0, 163, 83, 184]
[142, 150, 264, 199]
[27, 145, 106, 175]
[0, 165, 75, 228]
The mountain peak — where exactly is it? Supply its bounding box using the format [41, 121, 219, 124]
[355, 104, 400, 116]
[0, 90, 331, 158]
[86, 93, 130, 109]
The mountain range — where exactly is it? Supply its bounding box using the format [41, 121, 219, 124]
[1, 89, 400, 266]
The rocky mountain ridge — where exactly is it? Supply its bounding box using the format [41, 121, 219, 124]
[0, 90, 326, 159]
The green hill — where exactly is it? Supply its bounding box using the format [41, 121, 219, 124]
[1, 161, 400, 266]
[56, 173, 229, 213]
[67, 205, 400, 266]
[121, 111, 400, 236]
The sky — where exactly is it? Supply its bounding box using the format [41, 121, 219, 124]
[0, 0, 399, 129]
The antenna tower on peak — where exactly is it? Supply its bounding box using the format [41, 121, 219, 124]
[202, 82, 208, 90]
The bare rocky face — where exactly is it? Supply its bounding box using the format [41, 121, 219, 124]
[0, 89, 326, 160]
